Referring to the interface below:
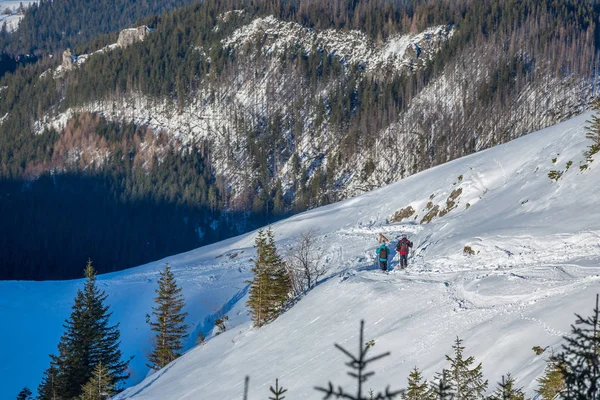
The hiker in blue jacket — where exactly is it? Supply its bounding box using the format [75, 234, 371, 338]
[376, 242, 390, 272]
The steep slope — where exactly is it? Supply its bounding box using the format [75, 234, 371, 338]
[2, 113, 600, 398]
[2, 0, 598, 282]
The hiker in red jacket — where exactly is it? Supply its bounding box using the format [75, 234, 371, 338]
[396, 234, 413, 269]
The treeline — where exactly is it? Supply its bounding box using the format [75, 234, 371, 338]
[1, 0, 599, 279]
[0, 115, 284, 280]
[0, 0, 202, 57]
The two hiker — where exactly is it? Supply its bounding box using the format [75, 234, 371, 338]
[376, 234, 413, 271]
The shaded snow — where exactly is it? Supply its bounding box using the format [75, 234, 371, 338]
[2, 113, 600, 398]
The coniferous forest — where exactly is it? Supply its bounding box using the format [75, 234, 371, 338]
[2, 0, 600, 280]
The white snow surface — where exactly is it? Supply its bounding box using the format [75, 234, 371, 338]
[2, 113, 600, 398]
[0, 0, 36, 31]
[222, 15, 452, 74]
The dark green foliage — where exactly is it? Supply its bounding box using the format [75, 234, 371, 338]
[269, 378, 288, 400]
[147, 263, 189, 370]
[554, 294, 600, 400]
[16, 387, 32, 400]
[585, 99, 600, 163]
[246, 228, 291, 327]
[0, 0, 201, 56]
[37, 360, 61, 400]
[315, 320, 403, 400]
[402, 367, 433, 400]
[488, 374, 526, 400]
[548, 170, 563, 181]
[429, 370, 453, 400]
[45, 262, 129, 399]
[445, 337, 488, 399]
[535, 358, 565, 399]
[79, 362, 116, 400]
[214, 315, 229, 335]
[0, 116, 255, 280]
[532, 346, 546, 356]
[1, 0, 599, 282]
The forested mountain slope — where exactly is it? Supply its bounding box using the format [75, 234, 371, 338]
[1, 0, 599, 280]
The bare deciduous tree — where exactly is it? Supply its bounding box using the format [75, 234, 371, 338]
[286, 229, 327, 296]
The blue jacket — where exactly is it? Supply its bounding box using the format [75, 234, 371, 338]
[376, 244, 389, 262]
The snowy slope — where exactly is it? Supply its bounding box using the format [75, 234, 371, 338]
[2, 113, 600, 398]
[0, 0, 36, 31]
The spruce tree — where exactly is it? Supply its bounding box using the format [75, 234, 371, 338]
[37, 358, 61, 400]
[265, 228, 291, 315]
[554, 294, 600, 400]
[269, 378, 287, 400]
[16, 387, 32, 400]
[247, 228, 291, 327]
[488, 374, 526, 400]
[147, 263, 189, 370]
[79, 362, 116, 400]
[446, 337, 488, 400]
[247, 229, 271, 327]
[403, 367, 433, 400]
[49, 261, 129, 399]
[429, 369, 454, 400]
[535, 358, 565, 400]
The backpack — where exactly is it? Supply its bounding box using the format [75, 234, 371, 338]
[379, 246, 388, 259]
[398, 240, 409, 254]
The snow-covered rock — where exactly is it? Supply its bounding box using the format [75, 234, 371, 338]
[222, 15, 452, 75]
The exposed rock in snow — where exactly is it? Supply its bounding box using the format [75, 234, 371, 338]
[42, 27, 150, 79]
[62, 49, 75, 71]
[222, 15, 453, 75]
[117, 25, 153, 48]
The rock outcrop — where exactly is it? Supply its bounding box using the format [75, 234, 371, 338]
[62, 49, 75, 70]
[117, 26, 152, 48]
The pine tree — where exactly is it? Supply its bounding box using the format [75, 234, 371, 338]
[265, 228, 291, 315]
[488, 374, 526, 400]
[247, 228, 291, 327]
[535, 357, 564, 399]
[429, 369, 454, 400]
[315, 320, 403, 399]
[79, 361, 116, 400]
[147, 263, 189, 370]
[269, 378, 288, 400]
[247, 229, 270, 327]
[16, 387, 32, 400]
[446, 337, 488, 400]
[403, 367, 433, 400]
[554, 294, 600, 400]
[49, 261, 129, 399]
[37, 358, 61, 400]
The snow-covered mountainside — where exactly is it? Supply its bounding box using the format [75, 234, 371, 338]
[2, 113, 600, 398]
[0, 0, 36, 31]
[26, 9, 596, 209]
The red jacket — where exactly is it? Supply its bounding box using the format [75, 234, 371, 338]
[396, 238, 413, 255]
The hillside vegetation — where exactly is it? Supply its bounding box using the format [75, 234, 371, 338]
[0, 0, 599, 279]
